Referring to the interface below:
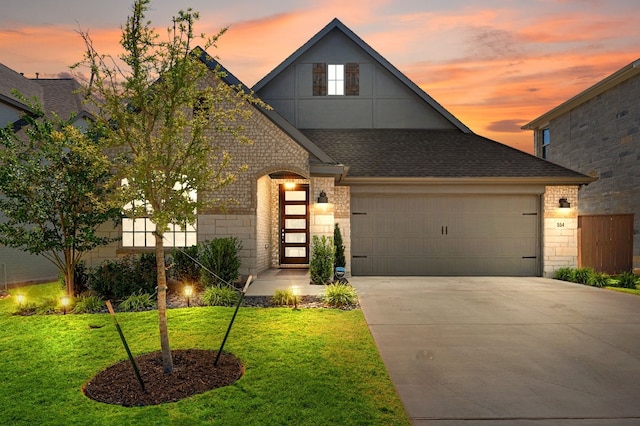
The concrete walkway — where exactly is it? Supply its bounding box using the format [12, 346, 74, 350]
[352, 276, 640, 425]
[245, 268, 324, 296]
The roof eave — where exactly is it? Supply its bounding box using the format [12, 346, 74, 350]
[343, 176, 597, 186]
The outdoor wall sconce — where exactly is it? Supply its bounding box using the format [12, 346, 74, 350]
[559, 197, 571, 209]
[317, 190, 329, 204]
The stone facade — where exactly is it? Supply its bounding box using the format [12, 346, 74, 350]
[535, 72, 640, 270]
[542, 185, 579, 277]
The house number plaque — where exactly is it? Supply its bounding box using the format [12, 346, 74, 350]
[557, 222, 565, 228]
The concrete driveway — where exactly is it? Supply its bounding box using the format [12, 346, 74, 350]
[352, 277, 640, 426]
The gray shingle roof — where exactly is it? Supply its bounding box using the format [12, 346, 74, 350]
[0, 63, 42, 111]
[301, 129, 595, 182]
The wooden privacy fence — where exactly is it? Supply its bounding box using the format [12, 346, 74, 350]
[578, 214, 634, 274]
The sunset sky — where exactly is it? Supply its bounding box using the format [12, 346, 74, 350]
[2, 0, 638, 153]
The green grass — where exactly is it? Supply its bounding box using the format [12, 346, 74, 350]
[606, 286, 640, 296]
[0, 283, 409, 425]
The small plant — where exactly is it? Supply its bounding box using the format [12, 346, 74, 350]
[36, 297, 60, 315]
[88, 254, 157, 300]
[199, 237, 242, 287]
[119, 292, 155, 312]
[616, 271, 638, 289]
[554, 267, 575, 282]
[587, 272, 610, 288]
[13, 302, 38, 316]
[573, 267, 594, 284]
[272, 288, 299, 306]
[200, 285, 239, 307]
[321, 283, 358, 308]
[334, 223, 346, 269]
[72, 295, 104, 314]
[310, 235, 334, 285]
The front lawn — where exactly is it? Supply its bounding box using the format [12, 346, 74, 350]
[0, 283, 409, 425]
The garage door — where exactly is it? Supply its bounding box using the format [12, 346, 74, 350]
[351, 194, 540, 276]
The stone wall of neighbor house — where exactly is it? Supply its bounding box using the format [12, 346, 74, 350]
[537, 73, 640, 270]
[543, 185, 579, 277]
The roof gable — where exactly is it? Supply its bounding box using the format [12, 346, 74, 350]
[0, 63, 42, 113]
[523, 58, 640, 130]
[252, 18, 470, 133]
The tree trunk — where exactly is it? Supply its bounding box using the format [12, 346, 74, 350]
[155, 232, 173, 374]
[64, 249, 75, 296]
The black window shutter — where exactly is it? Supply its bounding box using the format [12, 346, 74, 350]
[345, 63, 359, 96]
[313, 63, 327, 96]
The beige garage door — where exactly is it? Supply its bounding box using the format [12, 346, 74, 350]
[351, 194, 540, 276]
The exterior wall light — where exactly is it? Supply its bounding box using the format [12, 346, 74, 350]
[317, 190, 329, 204]
[284, 182, 296, 190]
[559, 197, 571, 209]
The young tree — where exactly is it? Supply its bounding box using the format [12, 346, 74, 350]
[334, 223, 346, 268]
[0, 96, 120, 296]
[75, 0, 262, 373]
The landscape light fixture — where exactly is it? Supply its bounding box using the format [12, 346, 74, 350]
[317, 190, 329, 204]
[291, 286, 300, 310]
[184, 285, 193, 307]
[559, 198, 571, 209]
[60, 295, 70, 315]
[16, 294, 25, 307]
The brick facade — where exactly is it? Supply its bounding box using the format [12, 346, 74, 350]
[535, 72, 640, 271]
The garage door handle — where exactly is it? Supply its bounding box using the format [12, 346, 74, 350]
[441, 226, 448, 235]
[353, 255, 368, 258]
[522, 256, 537, 259]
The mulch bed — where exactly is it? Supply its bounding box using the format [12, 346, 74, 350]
[83, 349, 243, 406]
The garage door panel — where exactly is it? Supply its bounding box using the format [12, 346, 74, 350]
[352, 194, 540, 276]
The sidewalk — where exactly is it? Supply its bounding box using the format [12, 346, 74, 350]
[245, 268, 325, 296]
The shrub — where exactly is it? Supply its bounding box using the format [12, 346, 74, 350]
[199, 237, 242, 287]
[310, 235, 334, 285]
[272, 288, 299, 306]
[13, 302, 38, 316]
[587, 272, 610, 288]
[73, 295, 104, 314]
[321, 283, 358, 308]
[616, 271, 638, 289]
[554, 267, 575, 282]
[334, 223, 346, 268]
[573, 267, 594, 284]
[88, 254, 158, 300]
[119, 292, 155, 312]
[170, 245, 200, 283]
[200, 285, 239, 307]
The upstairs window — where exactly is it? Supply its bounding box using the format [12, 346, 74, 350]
[313, 63, 359, 96]
[542, 128, 550, 159]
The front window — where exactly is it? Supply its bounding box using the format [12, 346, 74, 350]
[542, 128, 550, 159]
[327, 64, 344, 95]
[313, 63, 359, 96]
[121, 179, 197, 248]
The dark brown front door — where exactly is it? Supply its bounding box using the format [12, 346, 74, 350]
[279, 184, 309, 265]
[579, 214, 634, 274]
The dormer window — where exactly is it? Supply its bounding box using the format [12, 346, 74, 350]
[313, 63, 359, 96]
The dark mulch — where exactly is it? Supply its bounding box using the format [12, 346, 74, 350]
[83, 349, 243, 406]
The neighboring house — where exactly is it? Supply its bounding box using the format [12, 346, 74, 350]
[523, 58, 640, 274]
[0, 63, 93, 286]
[5, 19, 597, 282]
